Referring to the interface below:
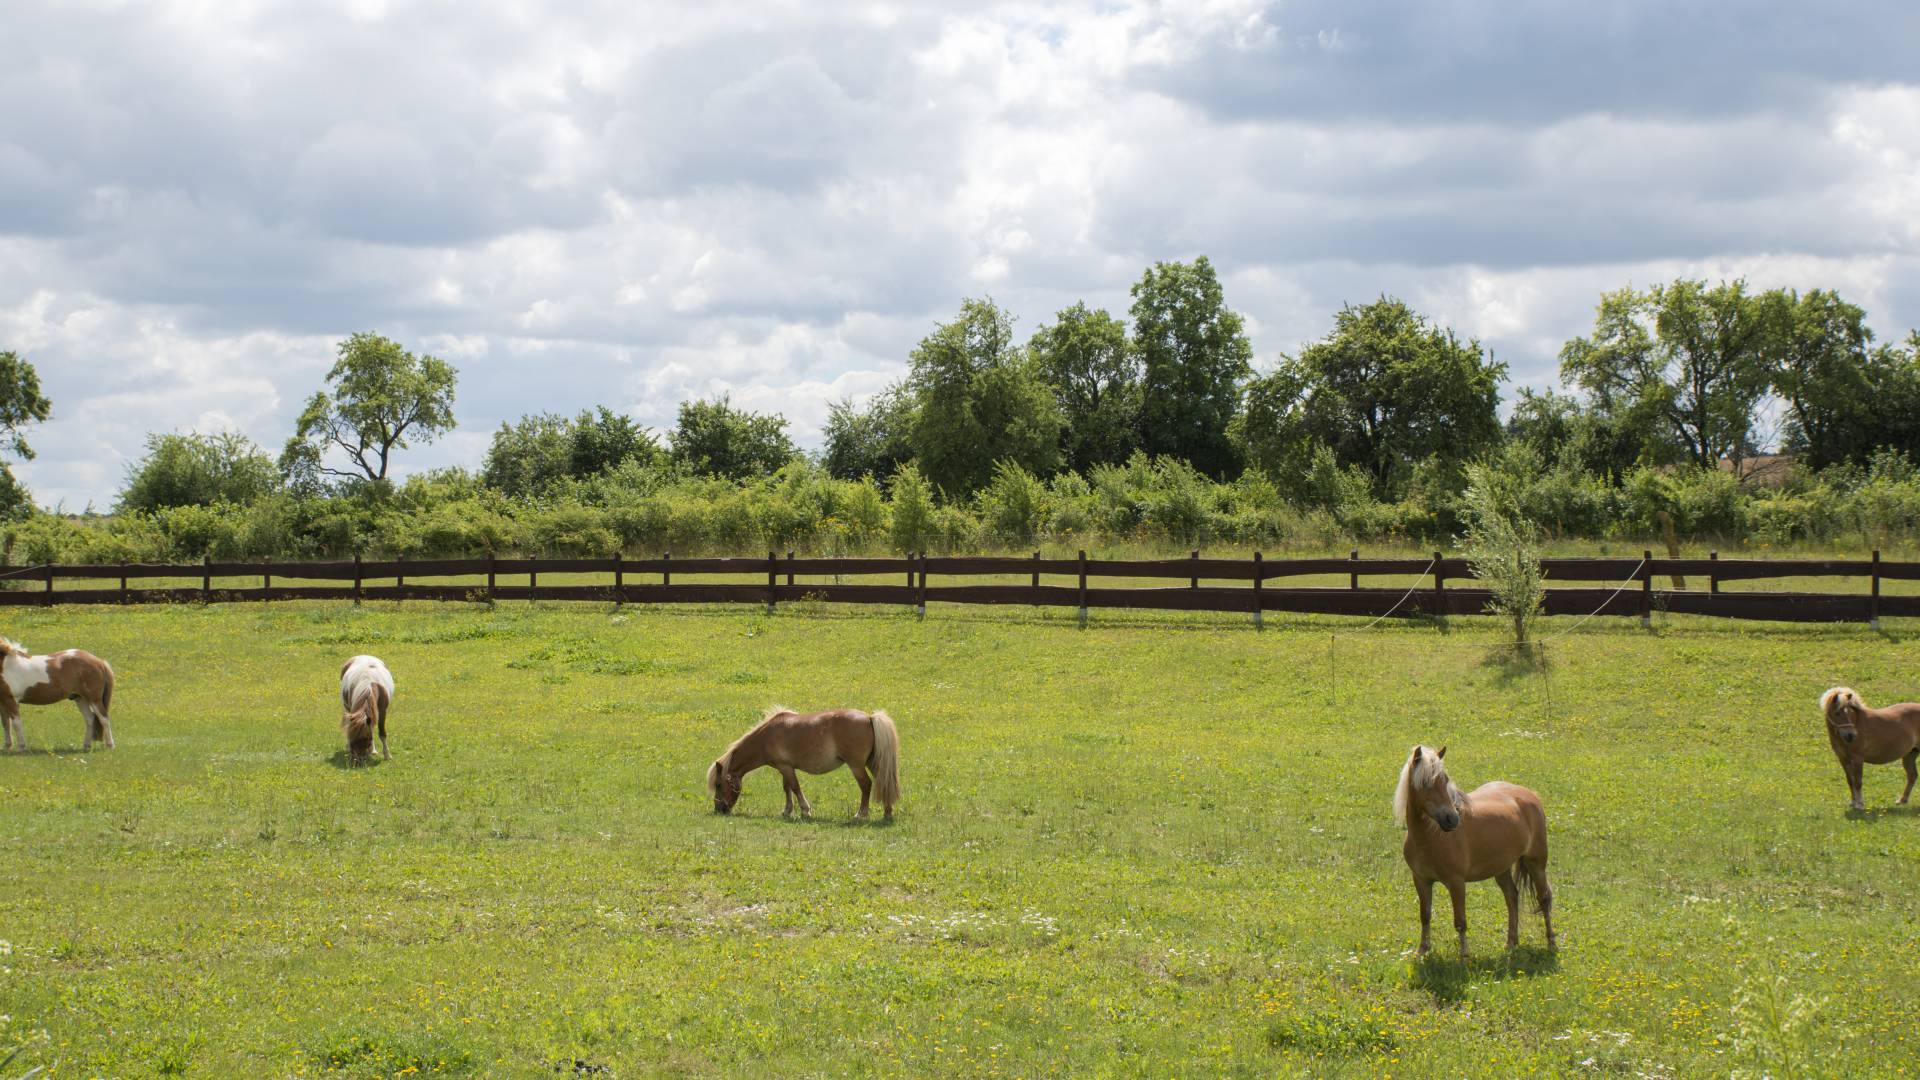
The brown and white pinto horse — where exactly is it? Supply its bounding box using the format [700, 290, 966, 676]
[1819, 687, 1920, 810]
[0, 637, 116, 752]
[1395, 744, 1556, 959]
[340, 655, 394, 764]
[708, 706, 900, 820]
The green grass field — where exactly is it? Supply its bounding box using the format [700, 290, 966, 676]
[1, 597, 1915, 1077]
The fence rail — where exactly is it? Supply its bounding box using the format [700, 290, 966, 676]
[0, 549, 1911, 626]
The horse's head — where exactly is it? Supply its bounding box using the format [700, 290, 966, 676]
[1822, 687, 1865, 744]
[708, 758, 741, 814]
[342, 707, 375, 764]
[1395, 744, 1462, 831]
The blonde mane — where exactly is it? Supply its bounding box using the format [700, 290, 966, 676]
[1393, 745, 1460, 826]
[1821, 686, 1861, 716]
[709, 706, 799, 795]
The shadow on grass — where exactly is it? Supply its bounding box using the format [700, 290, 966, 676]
[716, 807, 898, 828]
[1480, 641, 1550, 687]
[1843, 804, 1920, 824]
[3, 744, 107, 757]
[1410, 945, 1559, 1005]
[327, 750, 387, 770]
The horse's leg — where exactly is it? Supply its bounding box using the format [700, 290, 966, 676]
[791, 771, 813, 819]
[1902, 750, 1918, 806]
[1445, 879, 1469, 961]
[77, 700, 94, 752]
[1414, 876, 1433, 955]
[1847, 758, 1866, 810]
[1496, 870, 1520, 950]
[97, 698, 114, 749]
[1530, 861, 1557, 952]
[377, 699, 390, 761]
[776, 765, 802, 818]
[5, 707, 20, 752]
[1, 705, 12, 751]
[847, 761, 873, 819]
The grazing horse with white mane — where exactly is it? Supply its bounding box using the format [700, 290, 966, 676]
[708, 706, 900, 820]
[1819, 686, 1920, 810]
[1395, 744, 1555, 959]
[340, 655, 394, 764]
[0, 637, 116, 752]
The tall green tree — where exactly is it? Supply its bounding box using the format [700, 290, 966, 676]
[1770, 289, 1887, 469]
[668, 396, 796, 479]
[482, 408, 660, 499]
[280, 332, 458, 486]
[1128, 257, 1252, 478]
[1029, 303, 1140, 473]
[0, 350, 51, 515]
[906, 298, 1063, 495]
[1560, 280, 1780, 471]
[823, 385, 916, 482]
[1234, 298, 1505, 499]
[119, 431, 280, 512]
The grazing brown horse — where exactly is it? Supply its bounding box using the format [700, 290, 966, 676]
[340, 655, 394, 764]
[0, 637, 115, 752]
[1395, 745, 1555, 959]
[708, 706, 900, 820]
[1819, 687, 1920, 810]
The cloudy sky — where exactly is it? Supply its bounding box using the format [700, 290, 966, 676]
[5, 0, 1919, 508]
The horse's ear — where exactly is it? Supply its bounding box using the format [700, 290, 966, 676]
[1410, 746, 1422, 762]
[1437, 745, 1447, 759]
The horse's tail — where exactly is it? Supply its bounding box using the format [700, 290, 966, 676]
[99, 663, 113, 718]
[868, 710, 900, 814]
[1518, 855, 1554, 915]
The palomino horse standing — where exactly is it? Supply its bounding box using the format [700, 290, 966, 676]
[708, 706, 900, 820]
[0, 637, 116, 752]
[1395, 745, 1556, 959]
[1819, 687, 1920, 810]
[340, 655, 395, 764]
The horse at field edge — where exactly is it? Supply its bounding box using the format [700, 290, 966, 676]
[1819, 686, 1920, 810]
[1395, 744, 1556, 959]
[0, 637, 116, 752]
[708, 706, 900, 820]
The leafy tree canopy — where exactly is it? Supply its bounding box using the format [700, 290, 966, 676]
[281, 332, 458, 488]
[1129, 257, 1252, 479]
[120, 431, 280, 513]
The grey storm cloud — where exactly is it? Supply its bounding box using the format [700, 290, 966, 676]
[2, 0, 1918, 508]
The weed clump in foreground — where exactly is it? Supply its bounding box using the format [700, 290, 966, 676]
[308, 1032, 477, 1077]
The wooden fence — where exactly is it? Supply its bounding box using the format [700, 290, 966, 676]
[0, 549, 1911, 625]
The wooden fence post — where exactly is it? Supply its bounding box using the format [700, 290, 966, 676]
[613, 552, 624, 606]
[486, 554, 497, 607]
[263, 555, 272, 596]
[786, 550, 795, 587]
[663, 551, 671, 586]
[1431, 551, 1444, 619]
[353, 553, 362, 606]
[766, 551, 777, 613]
[528, 559, 537, 593]
[1349, 549, 1359, 591]
[43, 562, 54, 607]
[1252, 551, 1263, 629]
[1641, 549, 1653, 629]
[1190, 549, 1199, 589]
[1077, 549, 1088, 627]
[119, 564, 128, 605]
[1032, 550, 1041, 592]
[1871, 549, 1882, 631]
[1708, 551, 1719, 595]
[915, 552, 927, 619]
[202, 554, 211, 605]
[396, 554, 406, 606]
